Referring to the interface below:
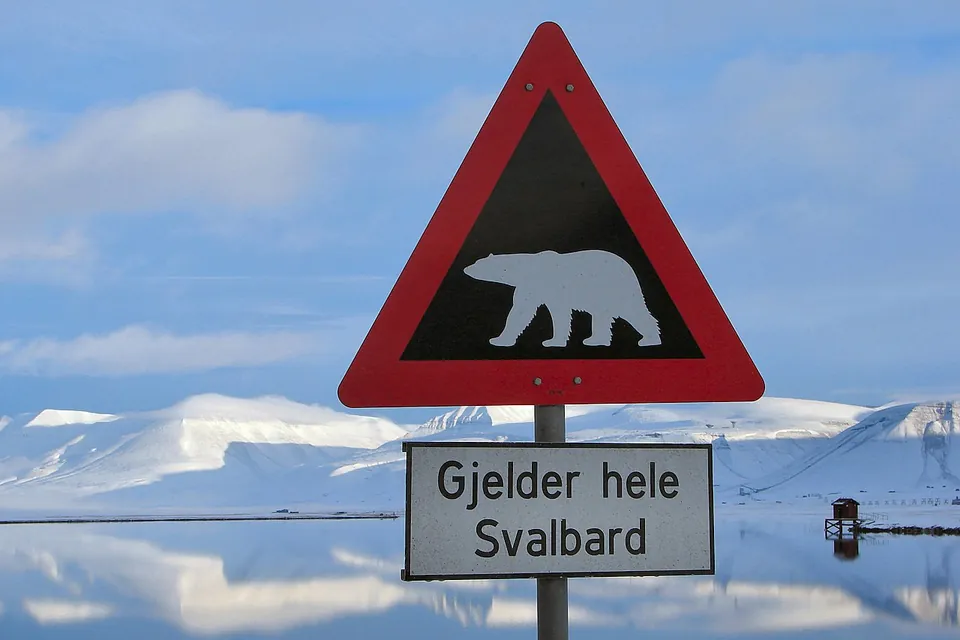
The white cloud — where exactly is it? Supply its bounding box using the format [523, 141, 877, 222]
[0, 90, 356, 264]
[0, 325, 343, 376]
[705, 53, 960, 192]
[22, 599, 113, 624]
[0, 229, 89, 262]
[614, 49, 960, 261]
[423, 88, 496, 145]
[630, 51, 959, 186]
[364, 88, 495, 188]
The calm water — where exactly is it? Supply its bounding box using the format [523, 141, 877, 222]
[0, 514, 956, 639]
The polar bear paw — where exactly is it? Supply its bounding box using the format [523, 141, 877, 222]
[637, 334, 662, 347]
[490, 335, 518, 347]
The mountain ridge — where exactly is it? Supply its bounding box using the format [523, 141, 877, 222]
[0, 393, 957, 513]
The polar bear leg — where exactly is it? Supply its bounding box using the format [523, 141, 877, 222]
[542, 307, 573, 347]
[630, 310, 662, 347]
[618, 299, 662, 347]
[490, 292, 540, 347]
[635, 318, 662, 347]
[583, 315, 613, 346]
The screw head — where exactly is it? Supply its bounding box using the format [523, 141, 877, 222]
[524, 83, 534, 91]
[533, 377, 542, 386]
[573, 376, 582, 385]
[565, 84, 575, 92]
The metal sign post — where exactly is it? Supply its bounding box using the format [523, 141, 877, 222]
[534, 404, 567, 640]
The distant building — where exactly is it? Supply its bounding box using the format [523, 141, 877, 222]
[831, 497, 859, 520]
[825, 498, 862, 547]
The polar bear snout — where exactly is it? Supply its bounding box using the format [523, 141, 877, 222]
[463, 254, 513, 285]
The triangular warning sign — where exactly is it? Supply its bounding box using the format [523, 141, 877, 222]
[339, 22, 763, 408]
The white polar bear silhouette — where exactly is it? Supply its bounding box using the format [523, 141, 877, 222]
[463, 250, 661, 348]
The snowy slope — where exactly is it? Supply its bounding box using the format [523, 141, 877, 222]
[746, 401, 960, 497]
[26, 410, 118, 428]
[2, 393, 958, 513]
[0, 394, 407, 510]
[329, 397, 872, 507]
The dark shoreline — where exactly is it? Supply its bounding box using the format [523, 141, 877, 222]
[858, 525, 960, 536]
[0, 511, 402, 526]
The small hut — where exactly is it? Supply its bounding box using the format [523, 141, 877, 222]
[832, 498, 859, 520]
[825, 498, 862, 540]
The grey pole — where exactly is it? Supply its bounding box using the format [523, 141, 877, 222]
[534, 404, 568, 640]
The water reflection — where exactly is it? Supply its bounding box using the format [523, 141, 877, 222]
[0, 516, 957, 638]
[833, 538, 859, 560]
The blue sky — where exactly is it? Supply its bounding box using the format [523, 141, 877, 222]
[0, 1, 958, 421]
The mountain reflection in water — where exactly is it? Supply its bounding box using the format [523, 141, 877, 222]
[0, 516, 956, 638]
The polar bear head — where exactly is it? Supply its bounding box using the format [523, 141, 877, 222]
[463, 253, 538, 285]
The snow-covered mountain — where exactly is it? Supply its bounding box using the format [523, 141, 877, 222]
[0, 393, 957, 513]
[0, 394, 408, 511]
[331, 397, 871, 493]
[744, 401, 960, 495]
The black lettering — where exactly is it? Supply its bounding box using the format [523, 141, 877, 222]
[542, 471, 562, 499]
[502, 529, 523, 556]
[626, 520, 646, 555]
[585, 528, 605, 555]
[467, 466, 479, 510]
[649, 461, 656, 498]
[528, 529, 547, 556]
[475, 519, 499, 558]
[483, 471, 504, 500]
[603, 462, 622, 498]
[626, 471, 646, 498]
[517, 462, 538, 499]
[608, 527, 623, 554]
[438, 461, 464, 499]
[561, 519, 581, 555]
[551, 518, 557, 555]
[507, 461, 514, 499]
[659, 471, 679, 498]
[565, 471, 580, 498]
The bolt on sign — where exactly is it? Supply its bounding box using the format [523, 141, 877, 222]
[402, 443, 714, 580]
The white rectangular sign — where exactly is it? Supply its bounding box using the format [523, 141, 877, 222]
[402, 442, 714, 581]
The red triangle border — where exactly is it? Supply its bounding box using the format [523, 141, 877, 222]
[339, 22, 764, 408]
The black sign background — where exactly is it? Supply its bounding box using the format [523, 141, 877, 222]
[402, 91, 702, 361]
